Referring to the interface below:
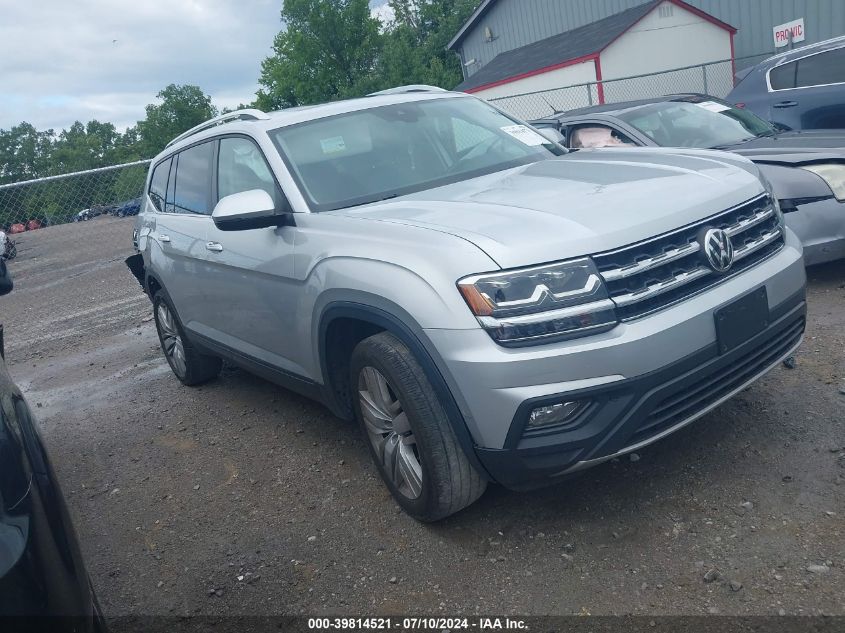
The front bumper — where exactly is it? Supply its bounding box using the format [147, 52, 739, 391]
[475, 292, 804, 488]
[424, 229, 806, 488]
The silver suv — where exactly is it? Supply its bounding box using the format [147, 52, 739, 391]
[131, 87, 806, 521]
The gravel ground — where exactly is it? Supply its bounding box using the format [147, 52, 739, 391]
[1, 216, 843, 617]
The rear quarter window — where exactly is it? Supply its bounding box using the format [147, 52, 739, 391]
[769, 61, 796, 90]
[148, 158, 172, 212]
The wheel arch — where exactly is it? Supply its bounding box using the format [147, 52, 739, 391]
[317, 299, 490, 480]
[144, 271, 163, 301]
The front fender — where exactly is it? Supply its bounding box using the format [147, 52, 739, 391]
[316, 299, 491, 480]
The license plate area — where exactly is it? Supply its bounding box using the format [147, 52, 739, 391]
[714, 287, 769, 355]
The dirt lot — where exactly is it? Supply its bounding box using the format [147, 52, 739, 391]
[1, 216, 844, 617]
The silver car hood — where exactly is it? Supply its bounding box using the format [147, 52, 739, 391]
[334, 148, 765, 269]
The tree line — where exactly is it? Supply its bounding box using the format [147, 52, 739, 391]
[0, 0, 476, 186]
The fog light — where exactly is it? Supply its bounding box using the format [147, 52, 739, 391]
[528, 400, 587, 428]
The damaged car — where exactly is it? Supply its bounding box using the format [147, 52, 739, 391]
[128, 87, 806, 520]
[532, 94, 845, 265]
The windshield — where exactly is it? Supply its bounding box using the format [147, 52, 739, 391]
[616, 99, 776, 149]
[269, 97, 562, 211]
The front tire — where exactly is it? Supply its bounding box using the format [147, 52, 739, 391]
[350, 332, 486, 521]
[152, 291, 221, 386]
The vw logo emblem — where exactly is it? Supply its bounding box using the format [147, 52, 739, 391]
[702, 228, 734, 273]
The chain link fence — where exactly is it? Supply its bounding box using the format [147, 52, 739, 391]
[0, 159, 151, 233]
[487, 53, 774, 121]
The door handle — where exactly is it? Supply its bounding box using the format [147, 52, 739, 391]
[206, 242, 223, 253]
[773, 101, 798, 108]
[158, 234, 171, 243]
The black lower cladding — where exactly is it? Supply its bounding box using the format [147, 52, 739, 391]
[475, 290, 806, 489]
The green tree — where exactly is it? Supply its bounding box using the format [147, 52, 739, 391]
[51, 120, 122, 173]
[136, 84, 217, 156]
[381, 0, 477, 89]
[256, 0, 382, 109]
[0, 122, 54, 184]
[113, 125, 145, 164]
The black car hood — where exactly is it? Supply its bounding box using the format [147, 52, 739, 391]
[724, 130, 845, 165]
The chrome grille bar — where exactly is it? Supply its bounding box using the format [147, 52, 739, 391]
[733, 227, 783, 263]
[594, 194, 785, 320]
[601, 241, 700, 282]
[612, 267, 712, 307]
[726, 206, 774, 237]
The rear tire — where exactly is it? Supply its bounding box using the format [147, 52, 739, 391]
[350, 331, 486, 521]
[152, 290, 221, 386]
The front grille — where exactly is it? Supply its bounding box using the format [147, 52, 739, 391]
[628, 315, 804, 446]
[593, 195, 784, 321]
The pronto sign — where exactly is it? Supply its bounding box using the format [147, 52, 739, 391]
[773, 18, 805, 48]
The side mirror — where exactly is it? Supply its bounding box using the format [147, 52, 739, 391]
[537, 127, 565, 144]
[0, 259, 12, 297]
[211, 189, 291, 231]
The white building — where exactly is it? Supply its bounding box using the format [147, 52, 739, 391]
[454, 0, 735, 108]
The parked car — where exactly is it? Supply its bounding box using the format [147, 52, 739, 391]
[114, 198, 141, 217]
[0, 260, 104, 629]
[129, 87, 806, 521]
[726, 35, 845, 130]
[75, 206, 112, 222]
[531, 94, 845, 265]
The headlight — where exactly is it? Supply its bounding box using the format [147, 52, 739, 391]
[457, 258, 618, 346]
[800, 163, 845, 201]
[759, 173, 784, 227]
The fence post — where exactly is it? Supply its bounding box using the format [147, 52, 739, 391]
[702, 64, 709, 95]
[587, 84, 593, 106]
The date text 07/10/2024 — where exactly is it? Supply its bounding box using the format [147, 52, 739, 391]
[307, 617, 528, 630]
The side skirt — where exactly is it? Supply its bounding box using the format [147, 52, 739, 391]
[189, 331, 326, 405]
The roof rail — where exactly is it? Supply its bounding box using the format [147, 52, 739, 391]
[765, 34, 845, 63]
[367, 85, 448, 96]
[165, 109, 271, 148]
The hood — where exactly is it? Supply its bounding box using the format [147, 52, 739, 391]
[332, 149, 764, 269]
[724, 130, 845, 165]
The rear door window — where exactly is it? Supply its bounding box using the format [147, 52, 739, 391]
[795, 47, 845, 87]
[172, 142, 214, 215]
[148, 157, 172, 212]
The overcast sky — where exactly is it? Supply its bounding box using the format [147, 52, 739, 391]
[0, 0, 393, 133]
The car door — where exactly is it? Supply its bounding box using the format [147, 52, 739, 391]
[198, 135, 302, 376]
[766, 46, 845, 129]
[148, 141, 215, 335]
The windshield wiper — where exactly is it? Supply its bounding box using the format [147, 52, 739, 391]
[709, 136, 757, 149]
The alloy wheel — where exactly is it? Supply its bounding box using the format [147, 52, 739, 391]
[358, 366, 423, 499]
[156, 303, 187, 377]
